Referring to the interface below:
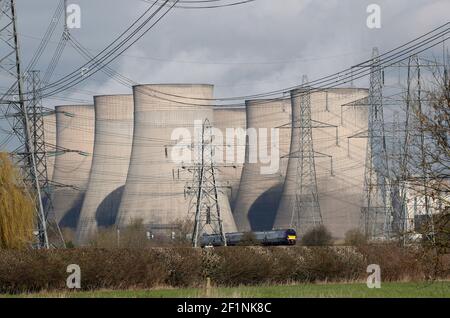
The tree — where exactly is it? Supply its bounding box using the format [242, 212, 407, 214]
[300, 225, 333, 246]
[0, 153, 35, 249]
[409, 60, 450, 279]
[344, 229, 367, 246]
[416, 62, 449, 202]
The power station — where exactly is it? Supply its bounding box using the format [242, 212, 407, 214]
[38, 84, 371, 243]
[1, 1, 447, 248]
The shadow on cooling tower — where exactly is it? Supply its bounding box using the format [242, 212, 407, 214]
[59, 192, 85, 229]
[247, 183, 283, 231]
[95, 185, 125, 227]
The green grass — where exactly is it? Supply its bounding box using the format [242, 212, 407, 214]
[3, 281, 450, 298]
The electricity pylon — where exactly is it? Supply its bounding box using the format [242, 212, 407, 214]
[394, 56, 418, 242]
[407, 55, 436, 241]
[361, 48, 393, 240]
[24, 71, 65, 247]
[0, 0, 50, 248]
[290, 75, 322, 232]
[187, 119, 227, 247]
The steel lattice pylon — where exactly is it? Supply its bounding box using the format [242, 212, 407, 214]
[401, 55, 436, 241]
[0, 0, 50, 248]
[361, 48, 393, 240]
[187, 119, 227, 247]
[290, 75, 322, 232]
[394, 56, 419, 240]
[24, 71, 63, 247]
[23, 72, 49, 191]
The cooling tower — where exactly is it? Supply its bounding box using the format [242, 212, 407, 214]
[76, 95, 134, 244]
[233, 99, 291, 231]
[50, 105, 95, 229]
[117, 84, 237, 234]
[212, 106, 246, 208]
[274, 88, 369, 238]
[43, 112, 56, 181]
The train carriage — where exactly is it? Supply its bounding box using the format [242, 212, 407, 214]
[200, 229, 297, 247]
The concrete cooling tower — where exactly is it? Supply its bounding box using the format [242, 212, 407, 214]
[117, 84, 237, 235]
[76, 95, 134, 245]
[50, 105, 95, 229]
[233, 99, 291, 231]
[212, 106, 246, 209]
[274, 88, 368, 238]
[43, 112, 56, 181]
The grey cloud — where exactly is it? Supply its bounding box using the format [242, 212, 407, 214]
[8, 0, 450, 103]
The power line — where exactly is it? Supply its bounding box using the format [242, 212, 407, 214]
[45, 24, 449, 114]
[139, 0, 257, 9]
[40, 0, 178, 96]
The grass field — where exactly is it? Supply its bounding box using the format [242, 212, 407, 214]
[3, 281, 450, 298]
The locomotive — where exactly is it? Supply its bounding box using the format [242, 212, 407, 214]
[200, 229, 297, 247]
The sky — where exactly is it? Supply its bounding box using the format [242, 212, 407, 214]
[10, 0, 449, 105]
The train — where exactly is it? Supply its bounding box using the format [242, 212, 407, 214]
[200, 229, 297, 247]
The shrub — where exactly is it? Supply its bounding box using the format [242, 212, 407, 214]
[293, 247, 365, 282]
[0, 245, 448, 294]
[210, 247, 274, 286]
[344, 229, 367, 246]
[357, 244, 425, 281]
[268, 247, 300, 282]
[429, 209, 450, 252]
[301, 225, 333, 246]
[89, 220, 192, 249]
[162, 248, 203, 287]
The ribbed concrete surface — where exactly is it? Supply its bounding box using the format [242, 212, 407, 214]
[76, 95, 134, 244]
[313, 89, 368, 238]
[233, 99, 291, 231]
[50, 105, 95, 229]
[212, 106, 246, 209]
[117, 84, 237, 234]
[274, 88, 368, 238]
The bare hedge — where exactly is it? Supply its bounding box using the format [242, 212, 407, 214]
[0, 245, 447, 294]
